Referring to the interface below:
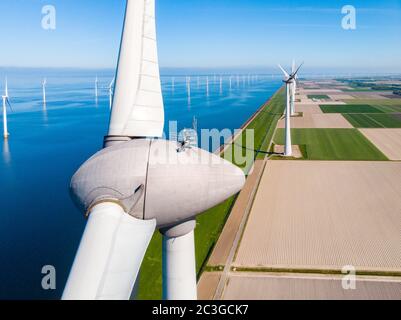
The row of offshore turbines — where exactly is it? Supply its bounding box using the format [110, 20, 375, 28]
[0, 72, 266, 141]
[0, 76, 116, 140]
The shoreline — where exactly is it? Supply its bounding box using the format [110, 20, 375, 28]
[216, 89, 280, 155]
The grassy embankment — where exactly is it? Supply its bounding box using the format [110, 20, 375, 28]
[137, 88, 285, 299]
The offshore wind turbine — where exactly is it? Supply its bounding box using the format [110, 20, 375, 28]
[108, 77, 115, 109]
[186, 76, 191, 106]
[95, 76, 99, 104]
[2, 78, 12, 139]
[62, 0, 245, 301]
[278, 63, 303, 157]
[42, 78, 47, 109]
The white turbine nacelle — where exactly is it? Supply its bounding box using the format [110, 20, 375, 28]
[70, 138, 245, 233]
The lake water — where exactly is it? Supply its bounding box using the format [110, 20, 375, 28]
[0, 69, 281, 299]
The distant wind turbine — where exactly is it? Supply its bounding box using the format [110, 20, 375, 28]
[2, 78, 12, 139]
[95, 76, 99, 104]
[186, 76, 191, 106]
[108, 77, 115, 109]
[42, 78, 47, 109]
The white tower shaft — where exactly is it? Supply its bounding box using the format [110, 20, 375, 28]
[2, 97, 8, 139]
[291, 81, 296, 115]
[285, 83, 292, 156]
[162, 231, 197, 300]
[43, 82, 47, 108]
[95, 77, 98, 103]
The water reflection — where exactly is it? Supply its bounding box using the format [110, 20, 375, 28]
[2, 139, 11, 165]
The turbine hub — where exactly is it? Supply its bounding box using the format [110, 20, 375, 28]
[70, 138, 245, 234]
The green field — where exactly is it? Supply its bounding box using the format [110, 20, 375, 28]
[308, 94, 330, 100]
[342, 99, 401, 113]
[343, 113, 401, 128]
[137, 88, 286, 299]
[320, 104, 384, 114]
[273, 129, 388, 161]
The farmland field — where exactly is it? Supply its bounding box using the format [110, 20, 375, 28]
[320, 104, 384, 114]
[308, 94, 330, 100]
[273, 128, 388, 160]
[344, 113, 401, 128]
[342, 99, 401, 113]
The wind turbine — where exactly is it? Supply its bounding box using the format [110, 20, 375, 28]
[108, 77, 115, 109]
[186, 76, 191, 106]
[95, 76, 99, 104]
[42, 78, 47, 109]
[2, 78, 12, 139]
[278, 63, 303, 157]
[62, 0, 245, 301]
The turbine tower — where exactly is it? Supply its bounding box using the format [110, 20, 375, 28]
[2, 78, 12, 139]
[278, 63, 303, 157]
[95, 76, 99, 104]
[62, 0, 245, 301]
[42, 78, 47, 109]
[108, 77, 115, 110]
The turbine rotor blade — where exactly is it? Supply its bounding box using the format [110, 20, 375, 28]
[108, 0, 164, 139]
[62, 202, 156, 300]
[292, 62, 304, 78]
[5, 77, 8, 97]
[278, 64, 290, 78]
[6, 98, 13, 112]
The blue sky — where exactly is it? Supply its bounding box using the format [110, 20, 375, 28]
[0, 0, 400, 72]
